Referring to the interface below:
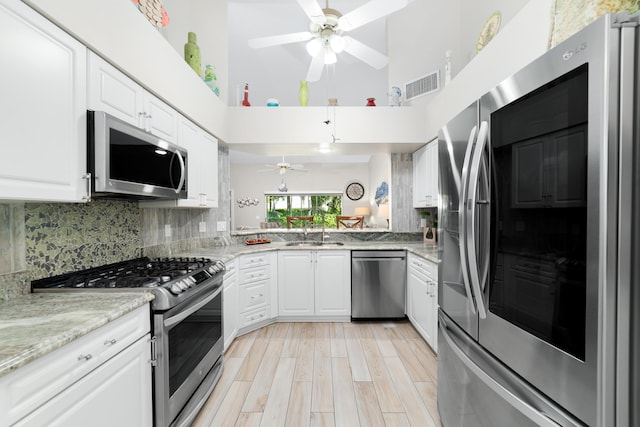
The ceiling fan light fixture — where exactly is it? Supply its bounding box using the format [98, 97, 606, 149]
[306, 37, 322, 56]
[328, 34, 345, 53]
[324, 48, 337, 65]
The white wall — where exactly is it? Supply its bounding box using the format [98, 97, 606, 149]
[161, 0, 229, 105]
[388, 0, 529, 111]
[423, 0, 553, 138]
[230, 161, 370, 229]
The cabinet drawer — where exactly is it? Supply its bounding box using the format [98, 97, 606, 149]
[238, 265, 271, 284]
[239, 306, 269, 328]
[239, 281, 268, 312]
[408, 255, 435, 279]
[239, 253, 269, 269]
[223, 258, 238, 279]
[0, 305, 150, 426]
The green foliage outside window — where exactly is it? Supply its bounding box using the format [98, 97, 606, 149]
[266, 194, 342, 228]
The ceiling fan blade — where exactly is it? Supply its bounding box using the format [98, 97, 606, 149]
[338, 0, 408, 32]
[248, 31, 313, 49]
[295, 0, 326, 25]
[306, 50, 325, 82]
[343, 36, 389, 69]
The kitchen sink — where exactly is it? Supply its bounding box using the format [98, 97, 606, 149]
[285, 241, 345, 246]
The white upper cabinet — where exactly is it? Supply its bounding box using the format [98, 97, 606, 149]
[140, 116, 218, 209]
[413, 140, 439, 207]
[0, 0, 88, 202]
[87, 53, 218, 209]
[87, 52, 178, 143]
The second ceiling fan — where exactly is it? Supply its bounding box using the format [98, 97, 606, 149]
[248, 0, 409, 82]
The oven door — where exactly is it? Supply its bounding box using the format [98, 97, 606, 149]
[154, 284, 223, 427]
[471, 15, 620, 426]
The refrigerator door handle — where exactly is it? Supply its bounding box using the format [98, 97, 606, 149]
[466, 121, 489, 319]
[439, 317, 562, 427]
[458, 125, 479, 314]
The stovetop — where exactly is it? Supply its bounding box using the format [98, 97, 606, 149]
[31, 257, 226, 311]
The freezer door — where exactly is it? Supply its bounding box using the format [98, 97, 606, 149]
[438, 101, 480, 339]
[438, 310, 583, 427]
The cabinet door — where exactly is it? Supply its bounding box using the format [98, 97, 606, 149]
[15, 335, 152, 427]
[87, 52, 144, 127]
[223, 272, 239, 352]
[143, 91, 178, 143]
[199, 130, 219, 207]
[407, 267, 426, 327]
[413, 144, 428, 207]
[315, 251, 351, 316]
[425, 140, 439, 206]
[0, 0, 88, 202]
[278, 251, 314, 316]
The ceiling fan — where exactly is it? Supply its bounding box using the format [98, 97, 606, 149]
[248, 0, 409, 82]
[258, 156, 308, 175]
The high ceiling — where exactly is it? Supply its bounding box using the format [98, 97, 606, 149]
[227, 0, 391, 108]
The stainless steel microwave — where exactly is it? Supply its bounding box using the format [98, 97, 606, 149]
[87, 110, 187, 200]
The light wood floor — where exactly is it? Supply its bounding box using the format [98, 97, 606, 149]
[193, 321, 442, 427]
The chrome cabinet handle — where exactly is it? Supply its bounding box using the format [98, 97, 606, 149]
[104, 339, 117, 346]
[81, 173, 92, 201]
[78, 354, 93, 361]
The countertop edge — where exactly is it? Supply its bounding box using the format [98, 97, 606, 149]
[0, 292, 154, 378]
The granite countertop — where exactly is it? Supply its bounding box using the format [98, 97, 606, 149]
[0, 292, 154, 378]
[179, 241, 441, 264]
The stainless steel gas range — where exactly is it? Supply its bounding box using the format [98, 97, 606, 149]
[32, 257, 226, 427]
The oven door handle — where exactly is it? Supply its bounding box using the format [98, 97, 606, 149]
[164, 285, 222, 328]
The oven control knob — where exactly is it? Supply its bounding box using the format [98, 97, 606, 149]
[170, 283, 183, 294]
[208, 266, 217, 274]
[186, 277, 196, 287]
[178, 279, 190, 290]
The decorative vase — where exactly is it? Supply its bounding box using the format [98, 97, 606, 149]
[242, 83, 251, 107]
[298, 80, 309, 106]
[203, 65, 220, 96]
[366, 97, 376, 106]
[423, 226, 436, 243]
[184, 32, 201, 76]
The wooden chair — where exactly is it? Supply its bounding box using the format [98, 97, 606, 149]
[286, 216, 314, 229]
[336, 215, 364, 229]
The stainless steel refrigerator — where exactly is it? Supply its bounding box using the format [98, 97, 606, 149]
[437, 12, 639, 427]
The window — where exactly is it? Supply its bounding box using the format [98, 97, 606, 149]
[265, 193, 342, 228]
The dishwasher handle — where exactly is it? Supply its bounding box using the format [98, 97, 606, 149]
[353, 257, 406, 262]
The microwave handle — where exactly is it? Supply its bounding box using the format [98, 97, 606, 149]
[173, 149, 186, 194]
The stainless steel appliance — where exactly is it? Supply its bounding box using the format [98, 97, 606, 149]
[32, 257, 226, 427]
[351, 250, 406, 319]
[87, 110, 188, 200]
[437, 12, 639, 426]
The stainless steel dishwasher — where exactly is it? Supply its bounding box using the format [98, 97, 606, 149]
[351, 250, 407, 319]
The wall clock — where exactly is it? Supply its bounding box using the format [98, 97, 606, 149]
[345, 182, 365, 201]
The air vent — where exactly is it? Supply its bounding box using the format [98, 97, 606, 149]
[404, 70, 440, 101]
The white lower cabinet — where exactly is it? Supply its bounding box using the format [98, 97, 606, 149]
[237, 252, 277, 331]
[223, 258, 239, 352]
[0, 305, 152, 427]
[278, 250, 351, 319]
[14, 334, 152, 427]
[407, 253, 438, 351]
